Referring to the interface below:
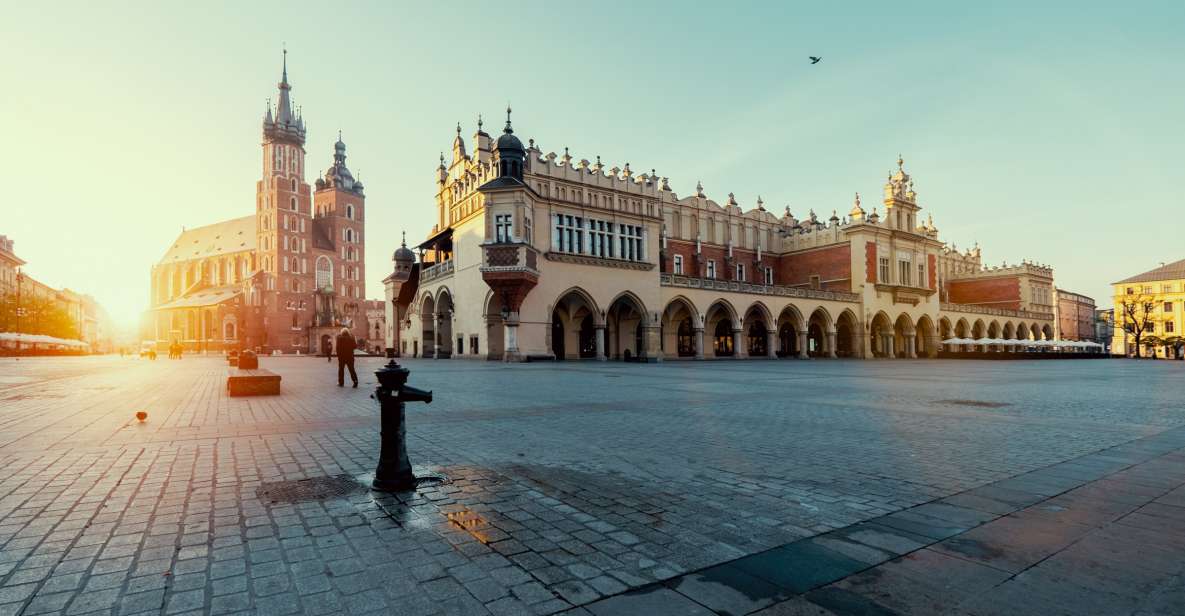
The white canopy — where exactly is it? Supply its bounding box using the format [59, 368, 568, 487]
[0, 332, 89, 348]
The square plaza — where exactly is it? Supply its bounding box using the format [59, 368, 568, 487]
[1, 356, 1183, 615]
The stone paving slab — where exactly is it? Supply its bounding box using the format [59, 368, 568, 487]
[0, 356, 1182, 615]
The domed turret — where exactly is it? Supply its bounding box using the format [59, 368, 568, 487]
[495, 105, 525, 180]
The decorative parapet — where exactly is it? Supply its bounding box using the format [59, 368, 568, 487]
[940, 302, 1054, 321]
[947, 262, 1053, 281]
[544, 252, 653, 271]
[661, 273, 860, 303]
[479, 243, 541, 276]
[420, 259, 455, 283]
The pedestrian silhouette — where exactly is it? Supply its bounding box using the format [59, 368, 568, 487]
[336, 327, 358, 387]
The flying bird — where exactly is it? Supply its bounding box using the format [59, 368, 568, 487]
[809, 56, 822, 64]
[135, 411, 147, 423]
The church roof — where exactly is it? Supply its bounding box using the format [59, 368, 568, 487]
[159, 216, 255, 265]
[1114, 258, 1185, 285]
[153, 285, 243, 310]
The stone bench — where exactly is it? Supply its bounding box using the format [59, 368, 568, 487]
[227, 369, 281, 397]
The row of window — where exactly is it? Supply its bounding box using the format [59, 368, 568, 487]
[271, 145, 302, 175]
[1126, 284, 1181, 294]
[281, 235, 307, 253]
[671, 254, 775, 285]
[877, 255, 925, 287]
[553, 215, 646, 262]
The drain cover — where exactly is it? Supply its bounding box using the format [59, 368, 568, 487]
[256, 475, 365, 505]
[935, 399, 1010, 409]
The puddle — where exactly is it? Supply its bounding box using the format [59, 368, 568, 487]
[934, 399, 1011, 409]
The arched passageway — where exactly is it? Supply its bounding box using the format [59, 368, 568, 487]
[661, 297, 699, 358]
[870, 312, 894, 357]
[893, 314, 915, 358]
[420, 295, 436, 358]
[807, 308, 832, 358]
[776, 306, 804, 358]
[743, 304, 775, 358]
[551, 289, 599, 360]
[705, 301, 738, 358]
[484, 293, 505, 360]
[835, 310, 858, 358]
[435, 291, 455, 358]
[606, 293, 648, 361]
[915, 315, 937, 358]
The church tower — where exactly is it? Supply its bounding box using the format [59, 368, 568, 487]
[882, 155, 921, 233]
[313, 132, 367, 336]
[256, 49, 313, 349]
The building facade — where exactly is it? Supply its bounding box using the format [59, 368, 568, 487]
[1111, 259, 1185, 358]
[1054, 289, 1097, 342]
[146, 54, 371, 354]
[385, 113, 1057, 361]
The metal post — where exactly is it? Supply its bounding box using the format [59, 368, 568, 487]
[373, 360, 433, 492]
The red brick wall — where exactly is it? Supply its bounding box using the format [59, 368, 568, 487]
[865, 243, 877, 283]
[666, 240, 697, 275]
[947, 277, 1021, 310]
[928, 254, 937, 290]
[778, 244, 852, 290]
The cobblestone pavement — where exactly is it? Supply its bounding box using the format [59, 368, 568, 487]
[0, 355, 1182, 615]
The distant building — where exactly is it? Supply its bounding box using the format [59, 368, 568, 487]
[1053, 289, 1097, 342]
[362, 299, 385, 354]
[145, 53, 369, 354]
[383, 115, 1057, 361]
[1094, 308, 1114, 353]
[0, 235, 24, 297]
[1111, 259, 1185, 358]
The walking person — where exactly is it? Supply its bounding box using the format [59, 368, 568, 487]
[324, 338, 333, 363]
[335, 327, 358, 387]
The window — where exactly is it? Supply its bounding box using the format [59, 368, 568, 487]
[290, 197, 297, 211]
[1165, 302, 1174, 312]
[470, 335, 479, 355]
[315, 256, 333, 290]
[495, 214, 512, 243]
[346, 204, 354, 220]
[810, 275, 821, 290]
[554, 214, 584, 253]
[918, 263, 925, 288]
[290, 178, 297, 191]
[1167, 321, 1176, 333]
[879, 257, 890, 283]
[457, 336, 464, 355]
[673, 254, 683, 275]
[764, 267, 774, 286]
[735, 263, 746, 281]
[706, 260, 717, 279]
[1126, 287, 1134, 295]
[898, 260, 911, 286]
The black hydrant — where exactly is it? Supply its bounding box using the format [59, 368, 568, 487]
[372, 359, 432, 491]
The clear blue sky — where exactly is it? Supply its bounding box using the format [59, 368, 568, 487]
[3, 1, 1182, 329]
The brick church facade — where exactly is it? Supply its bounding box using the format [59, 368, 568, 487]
[145, 54, 368, 354]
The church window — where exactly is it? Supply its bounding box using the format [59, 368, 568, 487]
[291, 313, 299, 329]
[291, 178, 297, 191]
[282, 259, 288, 272]
[315, 256, 332, 291]
[283, 236, 289, 250]
[346, 204, 354, 220]
[290, 197, 297, 211]
[291, 257, 298, 272]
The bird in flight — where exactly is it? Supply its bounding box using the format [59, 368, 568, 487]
[809, 56, 822, 64]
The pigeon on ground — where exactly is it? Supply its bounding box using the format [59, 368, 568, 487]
[135, 411, 147, 422]
[810, 56, 822, 64]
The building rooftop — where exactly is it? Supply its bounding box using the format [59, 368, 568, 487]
[1114, 258, 1185, 285]
[158, 217, 255, 265]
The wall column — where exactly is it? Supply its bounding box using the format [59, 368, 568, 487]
[826, 330, 837, 359]
[694, 328, 705, 360]
[642, 326, 663, 362]
[732, 329, 744, 359]
[887, 335, 896, 358]
[504, 312, 520, 361]
[905, 332, 917, 358]
[594, 325, 606, 361]
[766, 330, 778, 359]
[797, 331, 809, 359]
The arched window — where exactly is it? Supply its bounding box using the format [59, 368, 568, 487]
[345, 228, 354, 243]
[224, 322, 235, 339]
[315, 256, 333, 291]
[290, 197, 297, 211]
[346, 204, 354, 220]
[291, 178, 297, 191]
[291, 257, 298, 272]
[291, 313, 299, 328]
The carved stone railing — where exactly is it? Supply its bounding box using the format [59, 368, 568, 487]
[660, 273, 860, 303]
[420, 259, 454, 283]
[940, 302, 1054, 321]
[480, 243, 541, 276]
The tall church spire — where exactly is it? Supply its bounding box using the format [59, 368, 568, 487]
[276, 47, 294, 126]
[263, 47, 305, 145]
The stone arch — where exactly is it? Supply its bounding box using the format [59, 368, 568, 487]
[776, 304, 806, 358]
[419, 293, 436, 358]
[836, 309, 859, 358]
[893, 313, 915, 358]
[939, 317, 953, 344]
[807, 307, 833, 357]
[742, 301, 775, 358]
[955, 318, 970, 339]
[483, 290, 505, 361]
[662, 296, 701, 358]
[606, 291, 649, 361]
[915, 314, 937, 358]
[871, 311, 894, 357]
[435, 287, 455, 358]
[1042, 323, 1054, 341]
[1003, 322, 1015, 340]
[550, 287, 601, 360]
[704, 299, 739, 357]
[1016, 322, 1031, 341]
[1031, 322, 1042, 340]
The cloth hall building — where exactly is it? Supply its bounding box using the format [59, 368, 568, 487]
[384, 111, 1058, 361]
[145, 55, 370, 354]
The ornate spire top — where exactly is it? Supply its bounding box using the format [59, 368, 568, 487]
[897, 154, 904, 170]
[439, 152, 445, 169]
[282, 45, 288, 86]
[756, 195, 765, 210]
[503, 104, 513, 134]
[456, 122, 462, 136]
[477, 114, 483, 132]
[727, 192, 737, 206]
[401, 231, 407, 247]
[696, 180, 704, 197]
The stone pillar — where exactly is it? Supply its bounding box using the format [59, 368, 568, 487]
[594, 325, 606, 361]
[642, 326, 663, 362]
[766, 330, 778, 359]
[905, 333, 917, 358]
[504, 313, 520, 362]
[887, 335, 896, 359]
[732, 329, 744, 359]
[797, 331, 809, 359]
[826, 330, 837, 358]
[694, 328, 705, 360]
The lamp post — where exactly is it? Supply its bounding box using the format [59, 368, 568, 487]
[14, 271, 22, 353]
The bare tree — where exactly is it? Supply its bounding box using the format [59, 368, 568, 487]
[1118, 294, 1157, 358]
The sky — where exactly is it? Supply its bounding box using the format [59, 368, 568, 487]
[2, 1, 1183, 332]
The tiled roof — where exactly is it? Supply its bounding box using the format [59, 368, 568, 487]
[1114, 258, 1185, 285]
[153, 285, 243, 310]
[159, 217, 255, 264]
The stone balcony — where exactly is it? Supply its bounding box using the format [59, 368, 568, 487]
[660, 273, 861, 303]
[940, 302, 1054, 321]
[420, 259, 454, 283]
[479, 242, 541, 276]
